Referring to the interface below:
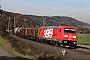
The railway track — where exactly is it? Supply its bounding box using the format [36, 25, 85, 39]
[72, 47, 90, 55]
[10, 34, 90, 60]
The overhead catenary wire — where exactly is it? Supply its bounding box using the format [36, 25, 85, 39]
[47, 0, 90, 24]
[68, 10, 90, 17]
[47, 0, 90, 20]
[75, 14, 90, 18]
[48, 0, 90, 15]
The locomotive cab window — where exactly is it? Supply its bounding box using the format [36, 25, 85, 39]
[64, 28, 76, 33]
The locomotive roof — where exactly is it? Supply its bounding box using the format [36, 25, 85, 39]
[43, 26, 58, 28]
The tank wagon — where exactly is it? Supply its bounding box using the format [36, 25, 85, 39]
[13, 25, 77, 48]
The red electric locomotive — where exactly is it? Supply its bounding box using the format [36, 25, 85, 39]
[39, 25, 77, 47]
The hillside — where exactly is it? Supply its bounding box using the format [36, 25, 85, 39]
[24, 15, 90, 27]
[0, 10, 90, 35]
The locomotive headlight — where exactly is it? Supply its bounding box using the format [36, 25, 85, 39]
[64, 41, 67, 43]
[73, 36, 76, 38]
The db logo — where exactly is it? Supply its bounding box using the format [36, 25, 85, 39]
[44, 28, 53, 38]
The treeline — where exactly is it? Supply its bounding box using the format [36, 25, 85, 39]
[0, 17, 7, 37]
[77, 27, 90, 34]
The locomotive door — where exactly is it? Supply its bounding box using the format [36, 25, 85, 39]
[58, 28, 62, 42]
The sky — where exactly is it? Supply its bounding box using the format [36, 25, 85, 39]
[0, 0, 90, 24]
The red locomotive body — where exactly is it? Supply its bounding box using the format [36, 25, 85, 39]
[39, 25, 77, 47]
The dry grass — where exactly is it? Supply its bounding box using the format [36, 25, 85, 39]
[0, 36, 73, 60]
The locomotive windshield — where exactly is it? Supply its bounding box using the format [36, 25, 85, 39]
[64, 28, 76, 33]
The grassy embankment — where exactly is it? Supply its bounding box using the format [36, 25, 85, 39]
[77, 34, 90, 45]
[0, 36, 73, 60]
[0, 34, 90, 60]
[0, 36, 34, 60]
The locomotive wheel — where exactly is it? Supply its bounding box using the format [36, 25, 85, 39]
[44, 40, 48, 44]
[50, 40, 53, 44]
[53, 41, 60, 47]
[39, 39, 43, 43]
[42, 39, 46, 43]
